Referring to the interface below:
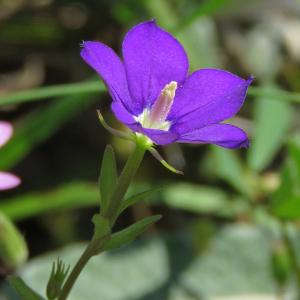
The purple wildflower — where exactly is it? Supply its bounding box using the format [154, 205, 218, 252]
[81, 20, 252, 149]
[0, 122, 21, 190]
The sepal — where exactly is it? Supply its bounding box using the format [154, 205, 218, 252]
[99, 145, 118, 212]
[97, 110, 135, 142]
[9, 276, 46, 300]
[147, 147, 183, 174]
[103, 215, 161, 251]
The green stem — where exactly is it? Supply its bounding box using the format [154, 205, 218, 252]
[103, 145, 146, 222]
[57, 239, 97, 300]
[57, 145, 146, 300]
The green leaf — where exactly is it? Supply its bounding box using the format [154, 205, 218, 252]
[272, 165, 296, 215]
[3, 74, 300, 108]
[13, 225, 285, 299]
[15, 239, 168, 300]
[0, 93, 98, 171]
[247, 86, 300, 103]
[271, 137, 300, 219]
[205, 146, 255, 198]
[99, 145, 118, 212]
[247, 83, 291, 172]
[113, 186, 164, 222]
[162, 183, 228, 214]
[0, 181, 149, 222]
[181, 225, 278, 297]
[3, 77, 300, 107]
[103, 215, 161, 251]
[0, 79, 105, 106]
[174, 0, 234, 32]
[0, 182, 100, 221]
[9, 276, 46, 300]
[174, 0, 232, 32]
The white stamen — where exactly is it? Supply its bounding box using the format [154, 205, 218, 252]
[134, 81, 177, 131]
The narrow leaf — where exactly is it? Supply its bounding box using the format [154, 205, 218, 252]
[247, 86, 300, 103]
[208, 146, 255, 198]
[3, 78, 300, 106]
[113, 186, 164, 222]
[0, 182, 100, 221]
[0, 181, 146, 221]
[9, 276, 46, 300]
[148, 147, 183, 174]
[100, 145, 118, 212]
[271, 137, 300, 219]
[0, 93, 97, 171]
[0, 78, 105, 106]
[103, 215, 162, 251]
[247, 83, 291, 172]
[162, 183, 228, 214]
[174, 0, 234, 32]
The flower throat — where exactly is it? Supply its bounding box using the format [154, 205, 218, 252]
[134, 81, 177, 131]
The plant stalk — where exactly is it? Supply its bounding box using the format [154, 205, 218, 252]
[57, 239, 97, 300]
[103, 145, 146, 222]
[57, 144, 146, 300]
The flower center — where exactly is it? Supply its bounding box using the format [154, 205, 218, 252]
[134, 81, 177, 130]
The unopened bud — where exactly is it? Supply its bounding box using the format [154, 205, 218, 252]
[46, 258, 70, 300]
[0, 211, 28, 274]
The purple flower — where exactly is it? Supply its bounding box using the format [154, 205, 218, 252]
[81, 20, 252, 149]
[0, 122, 21, 190]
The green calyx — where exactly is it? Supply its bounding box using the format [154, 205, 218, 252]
[133, 132, 154, 148]
[97, 111, 182, 174]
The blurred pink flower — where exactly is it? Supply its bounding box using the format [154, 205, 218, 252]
[0, 122, 21, 190]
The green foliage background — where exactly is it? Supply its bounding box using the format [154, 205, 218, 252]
[1, 0, 300, 299]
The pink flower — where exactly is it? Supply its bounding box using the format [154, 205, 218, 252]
[0, 122, 21, 190]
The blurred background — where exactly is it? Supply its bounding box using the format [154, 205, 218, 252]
[1, 0, 300, 299]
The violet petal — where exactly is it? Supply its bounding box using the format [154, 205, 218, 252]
[177, 123, 249, 148]
[0, 172, 21, 190]
[80, 41, 134, 114]
[122, 20, 189, 114]
[111, 101, 136, 125]
[0, 121, 13, 147]
[169, 70, 252, 135]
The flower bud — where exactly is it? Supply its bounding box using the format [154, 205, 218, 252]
[46, 258, 70, 300]
[0, 211, 28, 274]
